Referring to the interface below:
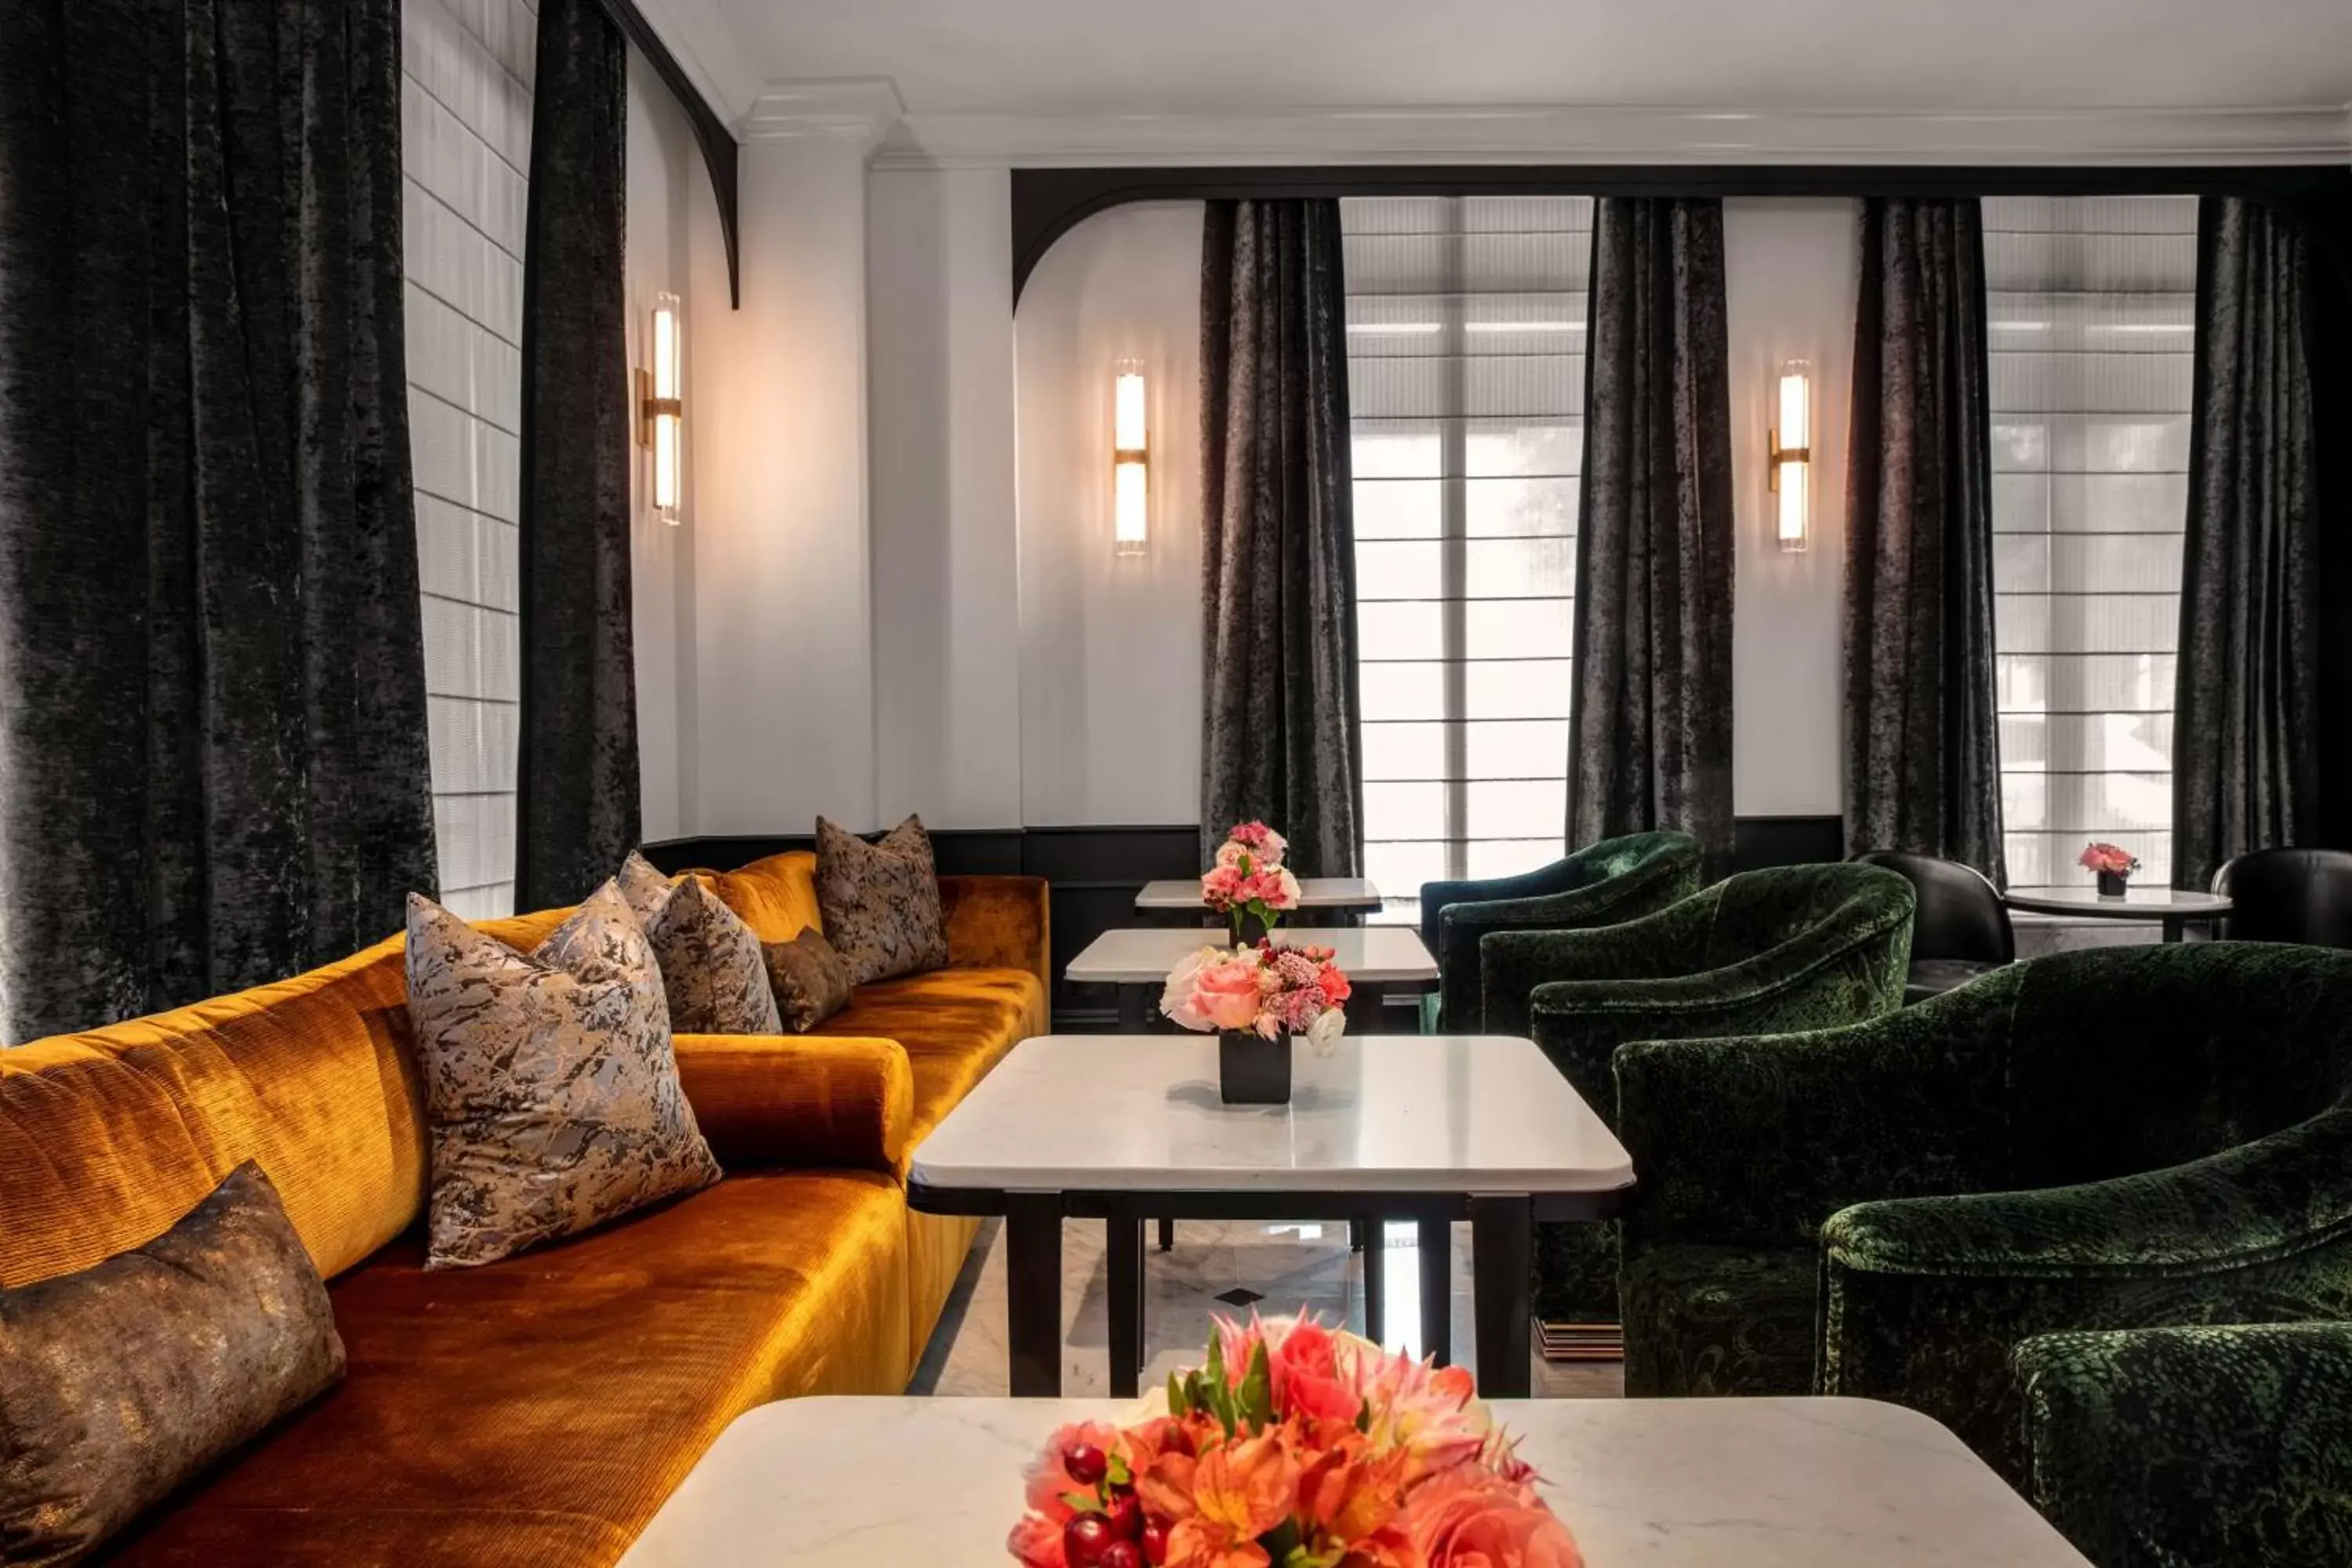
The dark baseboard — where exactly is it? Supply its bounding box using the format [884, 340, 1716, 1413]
[644, 817, 1844, 1028]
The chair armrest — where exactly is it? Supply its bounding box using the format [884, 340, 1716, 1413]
[2016, 1323, 2352, 1568]
[1613, 992, 2006, 1253]
[940, 875, 1051, 989]
[1436, 856, 1700, 1030]
[1476, 889, 1726, 1036]
[1818, 1107, 2352, 1482]
[1420, 862, 1587, 953]
[672, 1033, 914, 1176]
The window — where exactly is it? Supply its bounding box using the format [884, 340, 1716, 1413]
[1984, 195, 2196, 887]
[1341, 197, 1593, 926]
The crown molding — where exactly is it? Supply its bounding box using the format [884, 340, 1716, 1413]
[877, 101, 2352, 170]
[615, 0, 765, 126]
[740, 78, 906, 152]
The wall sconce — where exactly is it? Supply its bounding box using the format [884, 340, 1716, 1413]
[1112, 358, 1149, 557]
[637, 290, 684, 525]
[1767, 358, 1809, 554]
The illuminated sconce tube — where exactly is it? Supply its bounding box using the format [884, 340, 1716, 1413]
[1112, 358, 1149, 556]
[638, 291, 684, 525]
[1768, 358, 1809, 554]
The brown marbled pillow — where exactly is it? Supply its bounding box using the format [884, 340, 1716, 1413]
[616, 851, 783, 1034]
[814, 815, 949, 985]
[762, 927, 855, 1032]
[0, 1163, 345, 1563]
[405, 884, 721, 1269]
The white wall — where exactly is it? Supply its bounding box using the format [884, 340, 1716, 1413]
[1723, 198, 1857, 817]
[868, 168, 1024, 829]
[401, 0, 534, 917]
[1012, 202, 1206, 827]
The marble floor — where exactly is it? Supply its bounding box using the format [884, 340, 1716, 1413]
[912, 1215, 1622, 1399]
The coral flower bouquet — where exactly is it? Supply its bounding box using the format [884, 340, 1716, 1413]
[1202, 821, 1301, 942]
[1007, 1312, 1582, 1568]
[1160, 943, 1351, 1051]
[2078, 840, 2140, 896]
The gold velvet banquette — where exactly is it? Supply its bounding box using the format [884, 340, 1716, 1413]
[0, 851, 1047, 1565]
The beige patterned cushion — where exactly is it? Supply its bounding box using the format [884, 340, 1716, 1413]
[405, 884, 721, 1269]
[761, 927, 855, 1032]
[0, 1163, 344, 1562]
[814, 815, 949, 985]
[616, 851, 782, 1034]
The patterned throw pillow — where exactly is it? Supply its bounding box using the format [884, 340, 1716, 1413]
[0, 1163, 345, 1563]
[616, 851, 783, 1034]
[405, 884, 722, 1269]
[762, 927, 855, 1032]
[814, 815, 949, 985]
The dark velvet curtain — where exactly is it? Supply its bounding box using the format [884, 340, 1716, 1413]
[1842, 198, 2007, 884]
[2172, 198, 2326, 888]
[516, 0, 640, 910]
[1569, 199, 1737, 880]
[1198, 200, 1363, 877]
[0, 0, 437, 1043]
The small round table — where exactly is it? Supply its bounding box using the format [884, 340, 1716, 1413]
[2002, 885, 2233, 944]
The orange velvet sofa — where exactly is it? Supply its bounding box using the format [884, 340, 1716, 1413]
[0, 850, 1046, 1566]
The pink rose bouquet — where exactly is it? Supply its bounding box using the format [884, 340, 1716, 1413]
[2078, 842, 2140, 877]
[1007, 1312, 1581, 1568]
[1203, 822, 1300, 942]
[1161, 942, 1349, 1051]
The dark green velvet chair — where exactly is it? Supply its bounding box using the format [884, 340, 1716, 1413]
[2016, 1322, 2352, 1568]
[1420, 830, 1703, 1033]
[1479, 862, 1916, 1325]
[1613, 942, 2352, 1494]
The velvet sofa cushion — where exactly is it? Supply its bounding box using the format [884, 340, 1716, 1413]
[616, 853, 782, 1035]
[100, 1171, 914, 1568]
[762, 927, 855, 1032]
[815, 815, 951, 985]
[811, 967, 1047, 1150]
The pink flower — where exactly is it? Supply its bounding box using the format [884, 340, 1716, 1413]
[1226, 822, 1288, 866]
[2078, 841, 2140, 876]
[1189, 954, 1269, 1033]
[1005, 1513, 1067, 1567]
[1403, 1468, 1583, 1568]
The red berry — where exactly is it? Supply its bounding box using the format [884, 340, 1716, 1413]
[1064, 1442, 1110, 1487]
[1140, 1517, 1171, 1565]
[1104, 1489, 1143, 1540]
[1064, 1513, 1115, 1566]
[1098, 1544, 1142, 1568]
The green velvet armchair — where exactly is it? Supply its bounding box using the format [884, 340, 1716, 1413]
[1422, 830, 1703, 1032]
[1613, 942, 2352, 1493]
[2016, 1322, 2352, 1567]
[1479, 862, 1915, 1324]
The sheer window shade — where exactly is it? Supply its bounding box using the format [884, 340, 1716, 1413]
[1341, 197, 1595, 925]
[1984, 195, 2195, 887]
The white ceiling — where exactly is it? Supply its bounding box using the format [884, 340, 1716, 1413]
[695, 0, 2351, 115]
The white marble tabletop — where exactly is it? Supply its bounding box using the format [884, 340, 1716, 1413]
[1135, 876, 1383, 911]
[619, 1395, 2091, 1567]
[906, 1034, 1629, 1195]
[2004, 884, 2232, 919]
[1066, 925, 1438, 985]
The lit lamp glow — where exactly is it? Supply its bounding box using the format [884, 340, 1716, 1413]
[1112, 358, 1149, 556]
[1768, 358, 1810, 553]
[638, 291, 684, 525]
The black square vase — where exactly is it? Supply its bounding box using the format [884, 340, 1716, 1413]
[1218, 1029, 1291, 1105]
[2097, 871, 2129, 898]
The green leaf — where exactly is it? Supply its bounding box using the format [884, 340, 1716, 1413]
[1106, 1452, 1132, 1489]
[1355, 1399, 1372, 1434]
[1204, 1327, 1226, 1388]
[1061, 1491, 1099, 1514]
[1258, 1519, 1303, 1562]
[1169, 1371, 1190, 1417]
[1239, 1341, 1273, 1432]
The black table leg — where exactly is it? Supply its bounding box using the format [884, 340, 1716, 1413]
[1348, 982, 1391, 1035]
[1360, 1218, 1385, 1345]
[1006, 1193, 1063, 1397]
[1418, 1216, 1452, 1366]
[1468, 1196, 1532, 1398]
[1107, 1216, 1145, 1399]
[1158, 1218, 1174, 1251]
[1116, 983, 1149, 1033]
[2164, 917, 2184, 943]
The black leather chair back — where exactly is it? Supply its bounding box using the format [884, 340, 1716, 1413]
[2212, 848, 2352, 948]
[1851, 850, 2015, 965]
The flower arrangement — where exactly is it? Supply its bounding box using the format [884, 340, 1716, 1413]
[2079, 841, 2140, 895]
[1007, 1312, 1582, 1568]
[1203, 822, 1301, 943]
[1161, 943, 1350, 1051]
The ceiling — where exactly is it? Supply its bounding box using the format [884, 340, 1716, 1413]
[688, 0, 2351, 116]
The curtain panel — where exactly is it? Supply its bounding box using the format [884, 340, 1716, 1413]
[0, 0, 437, 1042]
[1842, 198, 2007, 884]
[1568, 198, 1737, 879]
[2172, 197, 2325, 888]
[1198, 199, 1365, 877]
[516, 0, 640, 909]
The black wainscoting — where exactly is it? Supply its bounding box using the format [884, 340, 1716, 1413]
[642, 816, 1844, 1029]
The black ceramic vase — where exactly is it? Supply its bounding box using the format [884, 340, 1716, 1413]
[1218, 1029, 1291, 1105]
[2097, 871, 2129, 898]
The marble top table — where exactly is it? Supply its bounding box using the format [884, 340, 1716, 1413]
[1135, 875, 1383, 918]
[908, 1033, 1629, 1401]
[620, 1396, 2092, 1568]
[2004, 884, 2231, 942]
[1069, 925, 1438, 1033]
